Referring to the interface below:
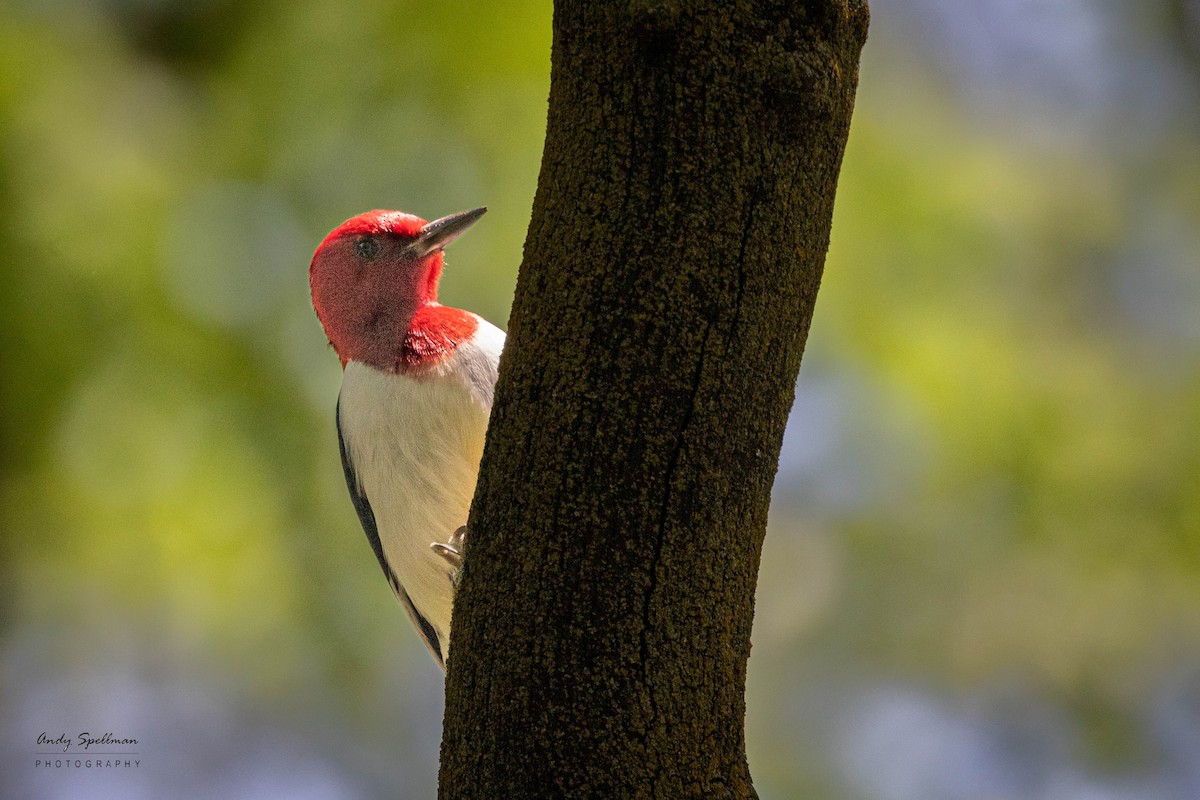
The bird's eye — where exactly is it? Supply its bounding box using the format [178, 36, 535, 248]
[355, 237, 381, 260]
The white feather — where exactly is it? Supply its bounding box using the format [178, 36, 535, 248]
[338, 316, 504, 660]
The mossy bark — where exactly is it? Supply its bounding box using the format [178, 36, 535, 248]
[439, 1, 868, 797]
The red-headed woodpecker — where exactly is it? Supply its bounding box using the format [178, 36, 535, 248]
[310, 207, 502, 669]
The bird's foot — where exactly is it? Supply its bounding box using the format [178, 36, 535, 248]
[431, 525, 467, 587]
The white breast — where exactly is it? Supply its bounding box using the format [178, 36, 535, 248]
[337, 317, 504, 657]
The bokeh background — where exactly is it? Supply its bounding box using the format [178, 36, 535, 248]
[2, 1, 1198, 798]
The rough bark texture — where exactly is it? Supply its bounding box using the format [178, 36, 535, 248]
[440, 2, 868, 797]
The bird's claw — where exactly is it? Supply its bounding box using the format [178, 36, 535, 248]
[431, 525, 467, 587]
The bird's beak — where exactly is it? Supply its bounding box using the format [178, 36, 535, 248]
[410, 207, 487, 259]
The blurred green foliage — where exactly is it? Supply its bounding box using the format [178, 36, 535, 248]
[2, 1, 1198, 798]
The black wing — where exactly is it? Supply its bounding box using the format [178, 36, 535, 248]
[336, 397, 445, 668]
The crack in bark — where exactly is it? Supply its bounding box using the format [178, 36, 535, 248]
[725, 188, 761, 358]
[639, 313, 714, 795]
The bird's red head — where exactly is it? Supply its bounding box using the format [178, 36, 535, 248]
[309, 207, 486, 371]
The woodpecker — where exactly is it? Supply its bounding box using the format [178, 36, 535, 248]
[309, 207, 501, 670]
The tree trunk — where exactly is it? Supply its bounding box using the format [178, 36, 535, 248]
[439, 2, 868, 797]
